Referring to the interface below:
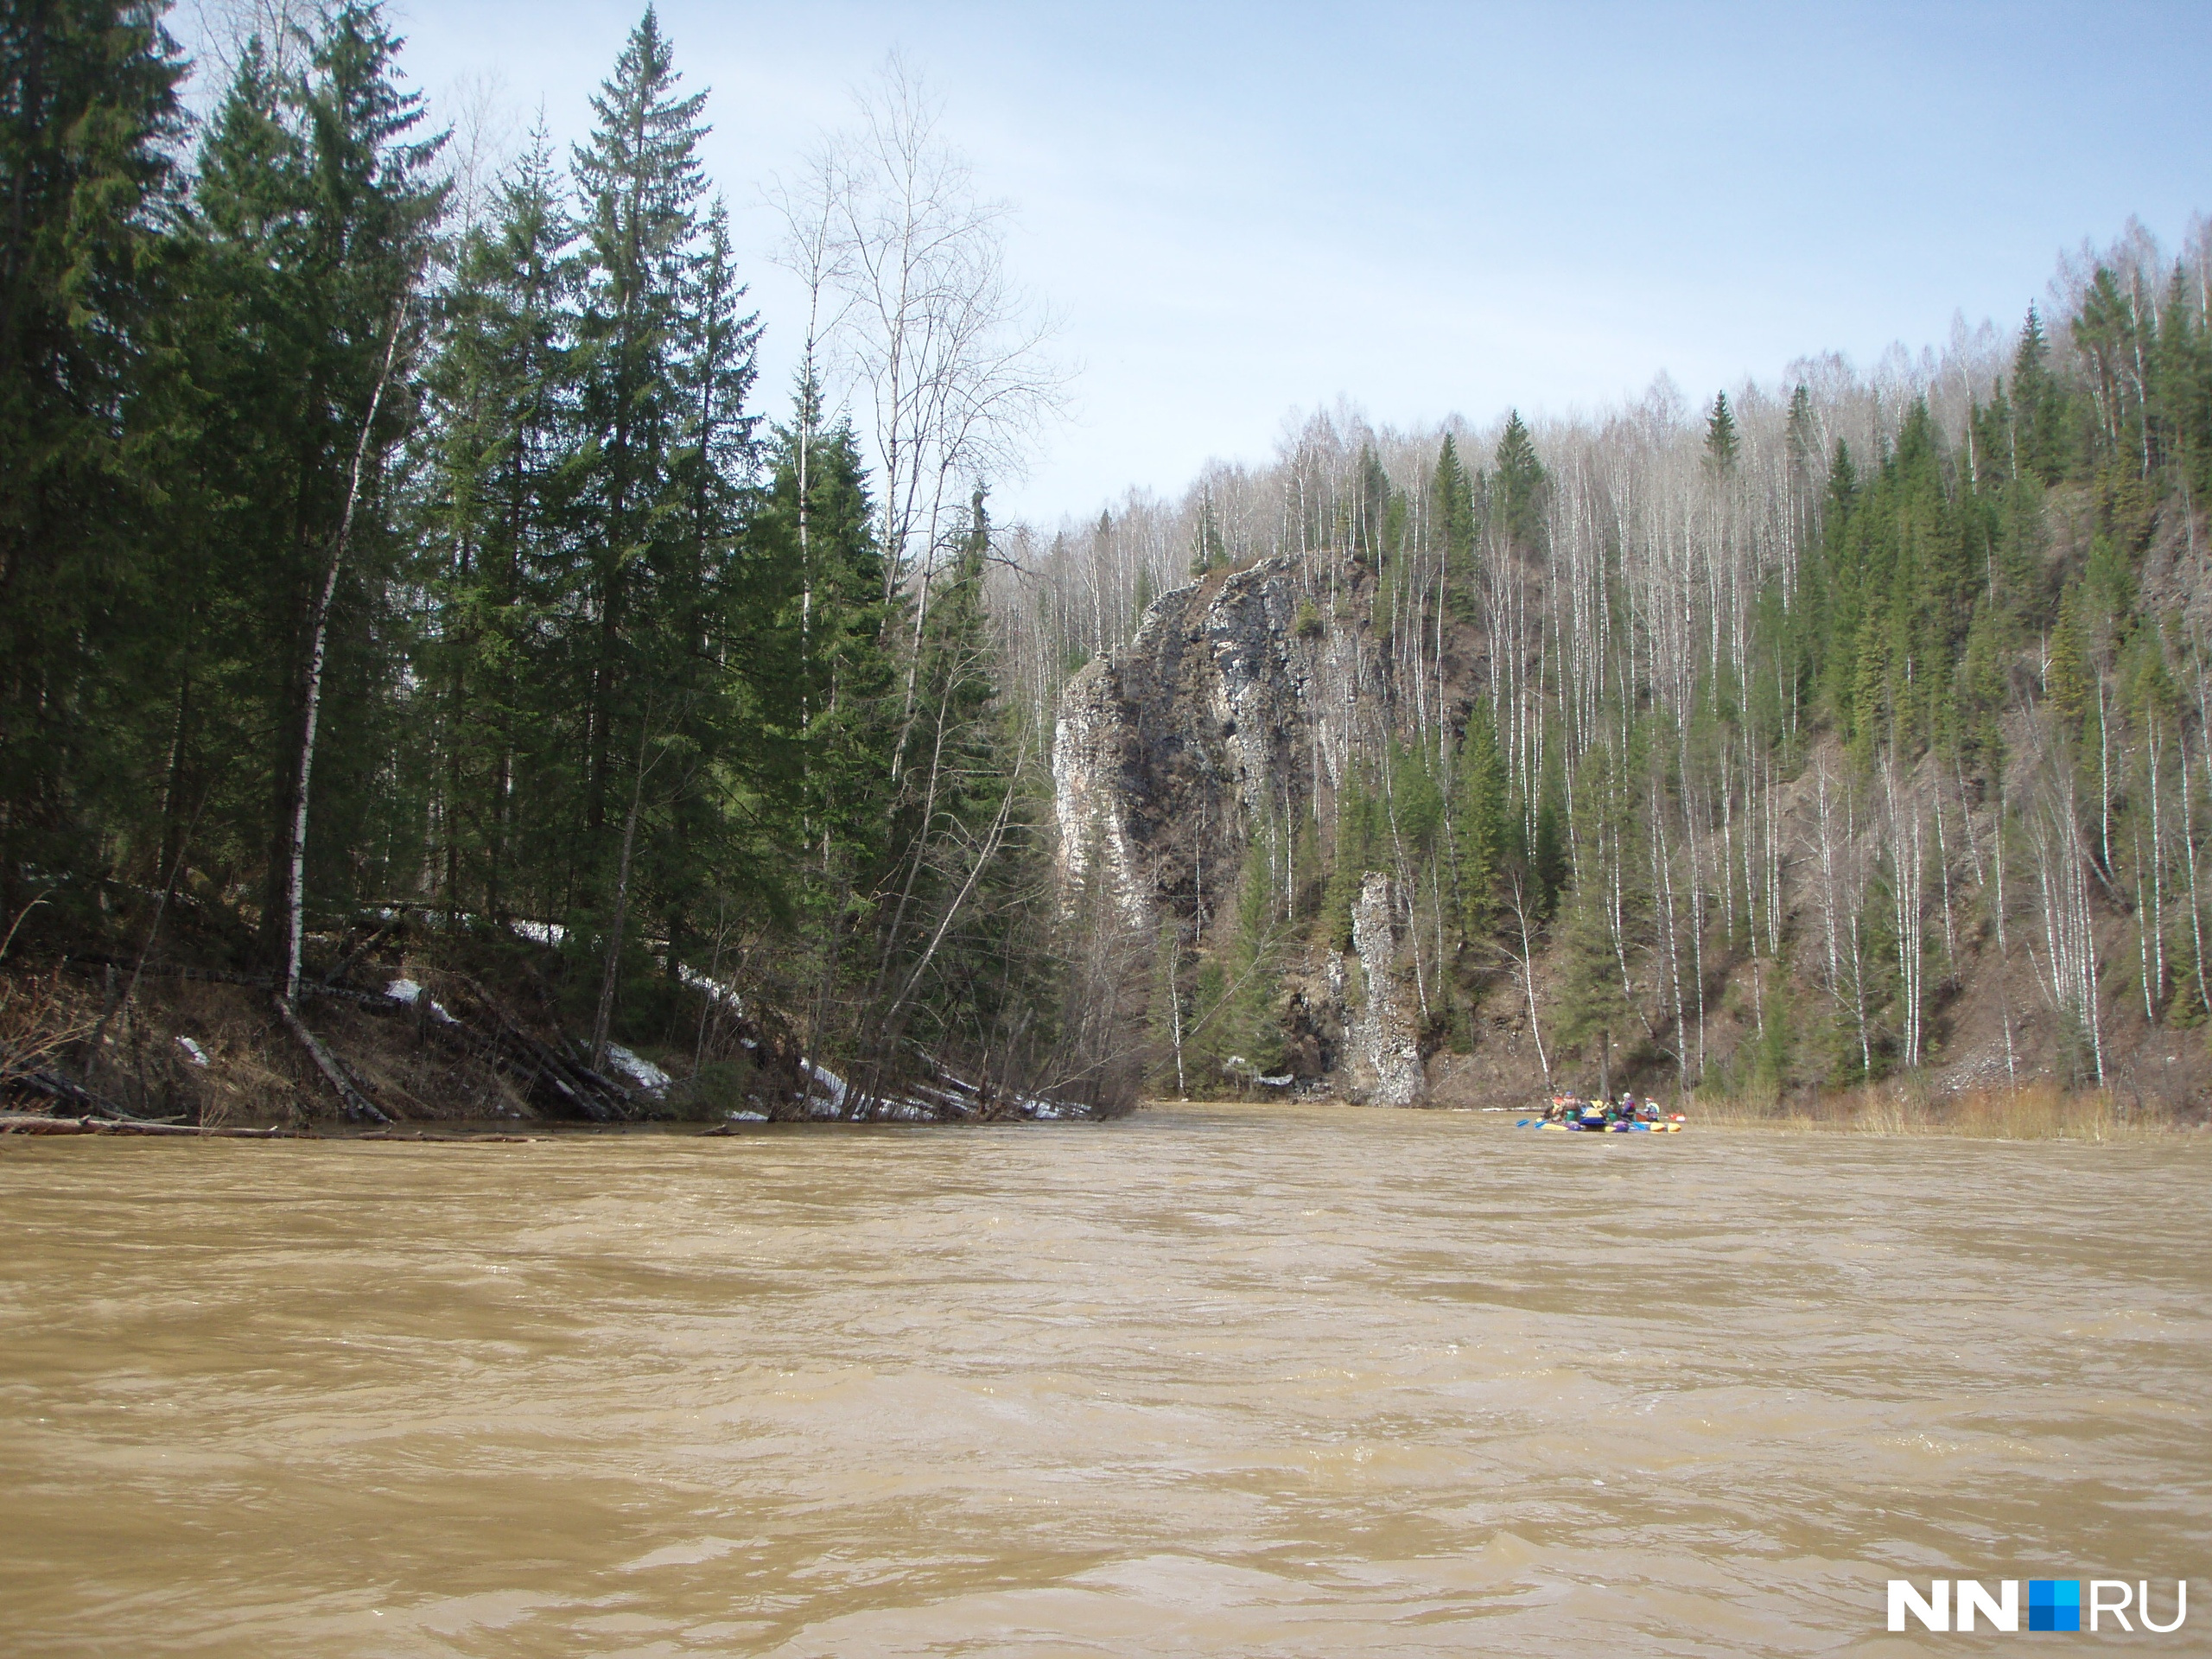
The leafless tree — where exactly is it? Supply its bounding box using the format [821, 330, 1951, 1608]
[773, 54, 1067, 641]
[2021, 724, 2105, 1084]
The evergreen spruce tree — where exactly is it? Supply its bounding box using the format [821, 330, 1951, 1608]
[1705, 391, 1740, 473]
[1200, 831, 1287, 1088]
[417, 129, 575, 923]
[1529, 786, 1567, 919]
[2011, 306, 2069, 486]
[1958, 601, 2007, 780]
[2046, 583, 2092, 724]
[567, 7, 763, 1054]
[568, 3, 710, 866]
[2153, 265, 2212, 505]
[1491, 410, 1546, 559]
[0, 0, 186, 919]
[184, 3, 446, 979]
[646, 193, 775, 988]
[1435, 432, 1477, 619]
[760, 374, 893, 990]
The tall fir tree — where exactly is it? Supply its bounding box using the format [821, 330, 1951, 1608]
[183, 3, 445, 977]
[0, 0, 187, 919]
[1491, 410, 1547, 559]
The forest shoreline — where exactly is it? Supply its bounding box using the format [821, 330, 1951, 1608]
[1134, 1086, 2208, 1142]
[0, 916, 1107, 1132]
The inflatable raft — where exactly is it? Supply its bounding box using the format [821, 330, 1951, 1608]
[1530, 1119, 1682, 1132]
[1515, 1115, 1687, 1133]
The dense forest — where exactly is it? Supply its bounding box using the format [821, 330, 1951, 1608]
[5, 1, 2209, 1125]
[1, 1, 1108, 1120]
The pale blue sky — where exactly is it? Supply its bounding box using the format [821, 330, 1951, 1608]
[195, 2, 2212, 524]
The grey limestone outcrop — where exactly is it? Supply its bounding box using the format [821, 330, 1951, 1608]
[1052, 553, 1426, 1103]
[1344, 872, 1425, 1105]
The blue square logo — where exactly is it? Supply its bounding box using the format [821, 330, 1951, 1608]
[2028, 1580, 2082, 1632]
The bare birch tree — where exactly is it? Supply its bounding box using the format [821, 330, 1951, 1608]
[778, 56, 1066, 623]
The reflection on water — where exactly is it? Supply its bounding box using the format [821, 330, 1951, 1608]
[3, 1105, 2208, 1655]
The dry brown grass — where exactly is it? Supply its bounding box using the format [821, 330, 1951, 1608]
[0, 968, 96, 1090]
[1692, 1078, 2191, 1141]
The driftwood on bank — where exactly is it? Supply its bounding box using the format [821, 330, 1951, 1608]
[52, 955, 632, 1125]
[0, 1112, 309, 1139]
[9, 1065, 153, 1122]
[271, 995, 393, 1124]
[453, 976, 628, 1122]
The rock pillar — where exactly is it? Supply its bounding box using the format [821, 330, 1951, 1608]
[1345, 872, 1425, 1106]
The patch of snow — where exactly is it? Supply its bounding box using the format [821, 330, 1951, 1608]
[800, 1059, 848, 1113]
[677, 963, 745, 1014]
[511, 919, 566, 946]
[176, 1036, 210, 1067]
[1255, 1074, 1294, 1088]
[605, 1045, 672, 1091]
[385, 978, 459, 1025]
[724, 1109, 767, 1122]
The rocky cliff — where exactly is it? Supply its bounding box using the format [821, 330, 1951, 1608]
[1054, 554, 1433, 1102]
[1054, 554, 1360, 920]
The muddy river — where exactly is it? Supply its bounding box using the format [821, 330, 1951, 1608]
[3, 1105, 2208, 1655]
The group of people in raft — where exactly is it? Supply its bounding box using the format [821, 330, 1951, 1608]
[1539, 1092, 1684, 1129]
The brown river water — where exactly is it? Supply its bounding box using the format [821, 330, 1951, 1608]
[3, 1104, 2209, 1656]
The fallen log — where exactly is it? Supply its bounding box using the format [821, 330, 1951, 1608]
[10, 1065, 154, 1122]
[271, 995, 394, 1125]
[0, 1112, 309, 1139]
[453, 976, 626, 1122]
[354, 1128, 543, 1143]
[565, 1052, 636, 1103]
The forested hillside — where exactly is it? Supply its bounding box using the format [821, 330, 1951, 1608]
[1, 2, 1115, 1122]
[1027, 230, 2212, 1109]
